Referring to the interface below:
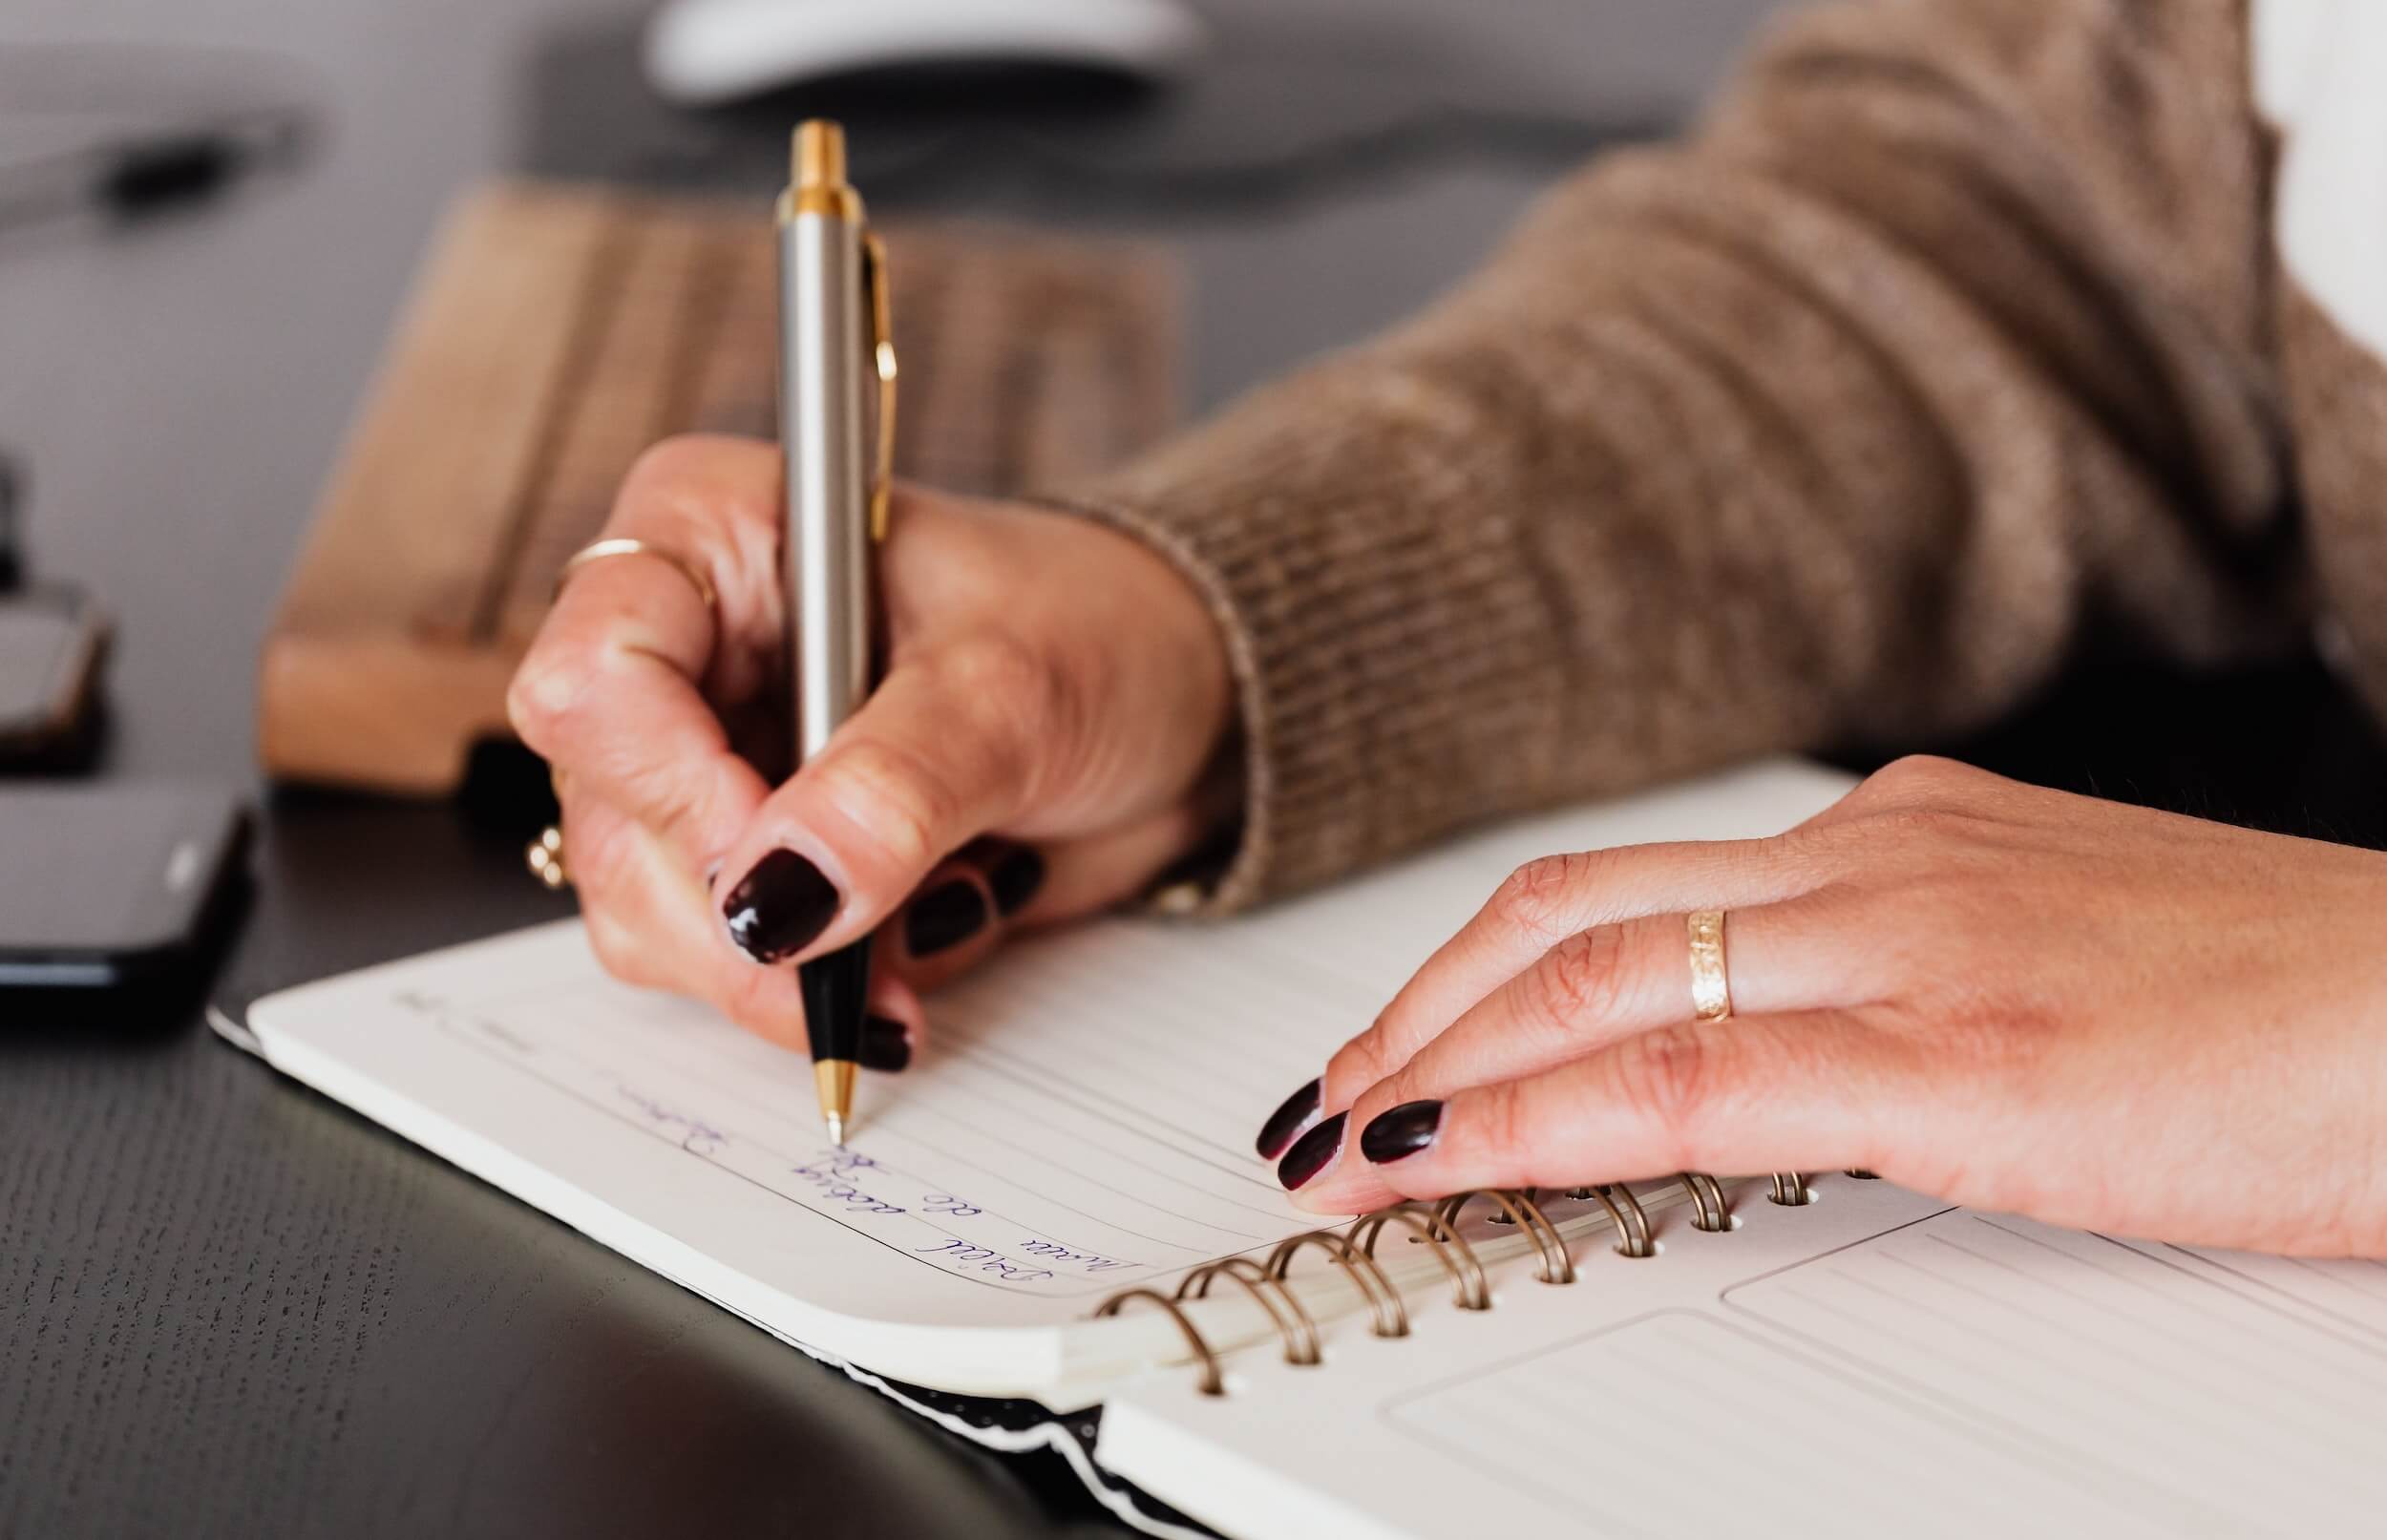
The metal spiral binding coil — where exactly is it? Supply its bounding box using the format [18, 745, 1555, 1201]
[1093, 1177, 1829, 1395]
[1574, 1173, 1730, 1232]
[1564, 1184, 1654, 1258]
[1556, 1182, 1663, 1256]
[1349, 1203, 1489, 1311]
[1267, 1229, 1409, 1337]
[1433, 1189, 1574, 1282]
[1095, 1288, 1226, 1396]
[1177, 1255, 1320, 1366]
[1677, 1171, 1732, 1231]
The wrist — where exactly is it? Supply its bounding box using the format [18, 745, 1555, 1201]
[1018, 494, 1247, 891]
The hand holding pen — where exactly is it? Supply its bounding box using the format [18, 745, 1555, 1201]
[508, 449, 1236, 1113]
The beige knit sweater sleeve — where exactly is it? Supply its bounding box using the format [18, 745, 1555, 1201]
[1056, 0, 2308, 911]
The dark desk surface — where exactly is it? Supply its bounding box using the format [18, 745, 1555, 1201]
[8, 2, 2387, 1536]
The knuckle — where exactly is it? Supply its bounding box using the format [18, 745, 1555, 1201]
[1490, 851, 1600, 947]
[1869, 804, 2000, 864]
[618, 433, 727, 508]
[1609, 1023, 1725, 1163]
[1858, 754, 1987, 810]
[506, 649, 595, 750]
[1532, 926, 1630, 1030]
[933, 631, 1048, 705]
[613, 434, 775, 563]
[615, 757, 714, 847]
[1466, 1077, 1534, 1169]
[1863, 804, 1966, 847]
[931, 634, 1063, 768]
[814, 736, 961, 875]
[1322, 1027, 1396, 1109]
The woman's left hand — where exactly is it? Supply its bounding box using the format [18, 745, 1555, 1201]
[1263, 757, 2387, 1257]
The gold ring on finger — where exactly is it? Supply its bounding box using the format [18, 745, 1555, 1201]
[555, 537, 719, 616]
[1687, 908, 1731, 1021]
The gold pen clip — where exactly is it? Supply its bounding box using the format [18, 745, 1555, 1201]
[864, 231, 898, 542]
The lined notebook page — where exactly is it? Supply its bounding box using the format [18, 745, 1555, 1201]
[1100, 1179, 2387, 1540]
[1722, 1210, 2387, 1530]
[382, 945, 1308, 1301]
[2131, 1238, 2387, 1344]
[245, 760, 1857, 1392]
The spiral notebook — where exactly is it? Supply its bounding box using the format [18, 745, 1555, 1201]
[228, 761, 2387, 1538]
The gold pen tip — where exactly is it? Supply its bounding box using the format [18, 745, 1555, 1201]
[794, 120, 847, 190]
[814, 1058, 857, 1149]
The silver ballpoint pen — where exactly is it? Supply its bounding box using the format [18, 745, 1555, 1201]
[778, 119, 897, 1146]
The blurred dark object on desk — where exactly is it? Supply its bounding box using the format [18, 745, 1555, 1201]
[0, 460, 113, 774]
[0, 583, 110, 773]
[256, 179, 1178, 795]
[0, 42, 316, 246]
[0, 451, 22, 589]
[0, 781, 250, 1007]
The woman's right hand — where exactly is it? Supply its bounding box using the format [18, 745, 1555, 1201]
[506, 434, 1236, 1058]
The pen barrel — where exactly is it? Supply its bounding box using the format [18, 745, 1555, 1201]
[778, 209, 873, 765]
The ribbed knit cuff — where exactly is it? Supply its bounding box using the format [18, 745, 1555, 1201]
[1040, 361, 1589, 914]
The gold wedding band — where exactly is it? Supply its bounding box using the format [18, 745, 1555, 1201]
[527, 825, 570, 890]
[1687, 909, 1731, 1021]
[555, 538, 718, 615]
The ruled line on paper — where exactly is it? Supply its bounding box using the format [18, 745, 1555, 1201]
[1374, 1311, 2136, 1538]
[1847, 1253, 2353, 1464]
[942, 941, 1331, 1099]
[935, 1037, 1286, 1184]
[1955, 1222, 2386, 1415]
[891, 1074, 1300, 1227]
[556, 988, 1286, 1248]
[1721, 1209, 2387, 1529]
[396, 987, 1322, 1298]
[872, 1103, 1269, 1248]
[2156, 1241, 2387, 1344]
[415, 1003, 1110, 1295]
[941, 987, 1287, 1112]
[861, 1122, 1224, 1254]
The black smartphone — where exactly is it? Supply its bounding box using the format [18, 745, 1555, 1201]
[0, 783, 250, 990]
[0, 585, 110, 767]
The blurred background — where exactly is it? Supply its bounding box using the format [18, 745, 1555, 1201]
[0, 0, 1790, 781]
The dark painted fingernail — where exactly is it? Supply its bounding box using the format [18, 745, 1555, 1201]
[860, 1014, 912, 1073]
[1277, 1112, 1347, 1191]
[1255, 1077, 1321, 1159]
[1360, 1100, 1443, 1164]
[986, 845, 1046, 917]
[905, 880, 988, 957]
[723, 850, 841, 963]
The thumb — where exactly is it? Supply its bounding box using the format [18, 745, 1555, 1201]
[708, 640, 1048, 965]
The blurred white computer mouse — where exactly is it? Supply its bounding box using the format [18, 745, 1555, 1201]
[644, 0, 1210, 106]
